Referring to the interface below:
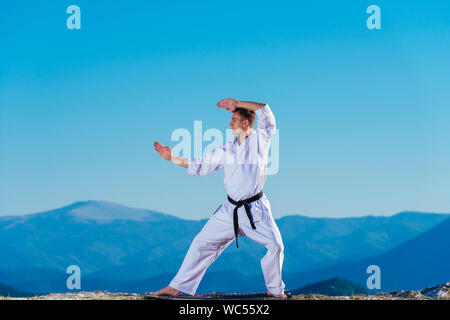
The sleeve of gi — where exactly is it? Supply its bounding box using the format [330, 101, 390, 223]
[255, 104, 277, 139]
[187, 143, 226, 176]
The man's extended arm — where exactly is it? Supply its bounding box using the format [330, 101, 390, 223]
[170, 154, 188, 168]
[154, 140, 226, 175]
[153, 141, 188, 168]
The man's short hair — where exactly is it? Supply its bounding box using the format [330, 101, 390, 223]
[233, 108, 256, 127]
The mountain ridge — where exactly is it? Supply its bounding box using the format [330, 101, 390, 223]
[2, 200, 449, 221]
[285, 216, 450, 292]
[0, 200, 448, 294]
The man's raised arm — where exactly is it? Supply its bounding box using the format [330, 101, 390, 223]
[235, 100, 266, 112]
[217, 98, 265, 112]
[217, 99, 276, 136]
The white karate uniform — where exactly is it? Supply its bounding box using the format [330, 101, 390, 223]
[169, 104, 285, 295]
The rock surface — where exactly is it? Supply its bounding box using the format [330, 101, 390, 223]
[420, 282, 450, 298]
[1, 283, 449, 300]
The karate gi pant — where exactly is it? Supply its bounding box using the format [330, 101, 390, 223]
[169, 199, 285, 295]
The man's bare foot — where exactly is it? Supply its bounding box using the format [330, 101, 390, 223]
[146, 286, 180, 296]
[267, 291, 288, 298]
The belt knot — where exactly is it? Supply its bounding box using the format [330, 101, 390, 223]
[227, 191, 263, 248]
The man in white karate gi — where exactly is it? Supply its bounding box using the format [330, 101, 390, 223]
[151, 98, 286, 298]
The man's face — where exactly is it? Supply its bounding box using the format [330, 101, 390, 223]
[230, 112, 246, 135]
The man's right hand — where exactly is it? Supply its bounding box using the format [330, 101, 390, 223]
[153, 141, 171, 161]
[217, 98, 239, 111]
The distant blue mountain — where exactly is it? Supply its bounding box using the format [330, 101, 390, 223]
[285, 217, 450, 292]
[0, 201, 202, 274]
[291, 277, 369, 296]
[0, 200, 448, 294]
[0, 283, 34, 298]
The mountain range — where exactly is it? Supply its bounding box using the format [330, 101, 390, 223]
[285, 214, 450, 292]
[0, 200, 448, 294]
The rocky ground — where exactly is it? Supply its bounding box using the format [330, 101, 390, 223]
[1, 283, 449, 301]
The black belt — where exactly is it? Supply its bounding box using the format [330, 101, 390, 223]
[227, 191, 263, 248]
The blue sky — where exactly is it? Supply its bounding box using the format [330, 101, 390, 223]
[1, 0, 449, 219]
